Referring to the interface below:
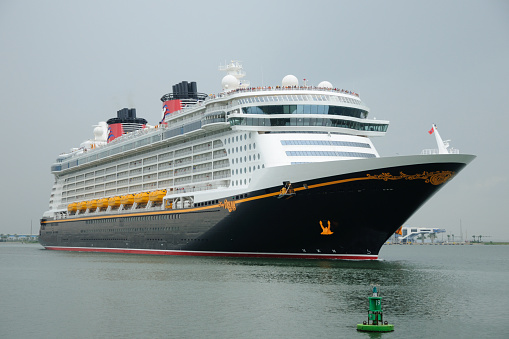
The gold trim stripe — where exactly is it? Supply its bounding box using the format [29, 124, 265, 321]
[42, 171, 453, 224]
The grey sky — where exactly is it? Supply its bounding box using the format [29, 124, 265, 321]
[1, 0, 507, 240]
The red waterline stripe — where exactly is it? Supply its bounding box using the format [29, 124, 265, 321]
[44, 246, 378, 260]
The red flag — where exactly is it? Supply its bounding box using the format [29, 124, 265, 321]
[428, 127, 434, 135]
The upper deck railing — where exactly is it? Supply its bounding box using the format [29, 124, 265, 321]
[205, 86, 360, 101]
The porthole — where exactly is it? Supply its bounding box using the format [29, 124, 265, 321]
[240, 135, 242, 141]
[258, 154, 260, 160]
[244, 156, 246, 162]
[253, 143, 256, 149]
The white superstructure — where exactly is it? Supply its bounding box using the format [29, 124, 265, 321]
[44, 62, 388, 219]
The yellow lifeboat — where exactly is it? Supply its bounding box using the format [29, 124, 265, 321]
[77, 201, 87, 211]
[67, 202, 78, 212]
[97, 198, 108, 208]
[86, 200, 97, 210]
[108, 196, 121, 207]
[120, 194, 134, 206]
[134, 192, 149, 204]
[149, 189, 167, 202]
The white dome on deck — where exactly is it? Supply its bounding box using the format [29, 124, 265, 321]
[222, 75, 240, 90]
[282, 74, 299, 87]
[318, 81, 333, 89]
[94, 126, 103, 138]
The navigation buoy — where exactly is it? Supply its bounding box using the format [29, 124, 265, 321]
[356, 286, 394, 332]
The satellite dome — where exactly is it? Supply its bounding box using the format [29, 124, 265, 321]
[94, 126, 103, 138]
[318, 81, 333, 89]
[222, 75, 240, 90]
[282, 74, 299, 87]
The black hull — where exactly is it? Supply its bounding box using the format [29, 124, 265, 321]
[40, 159, 470, 259]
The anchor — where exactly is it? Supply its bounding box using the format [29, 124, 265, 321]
[277, 181, 296, 199]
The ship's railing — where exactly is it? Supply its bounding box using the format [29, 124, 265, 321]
[421, 148, 460, 155]
[205, 86, 360, 101]
[164, 86, 361, 120]
[167, 182, 228, 195]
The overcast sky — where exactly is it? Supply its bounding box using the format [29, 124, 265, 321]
[1, 0, 507, 240]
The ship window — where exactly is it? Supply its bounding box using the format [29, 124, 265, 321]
[236, 136, 239, 142]
[240, 135, 243, 141]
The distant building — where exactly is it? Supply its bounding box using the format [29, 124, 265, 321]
[393, 226, 445, 243]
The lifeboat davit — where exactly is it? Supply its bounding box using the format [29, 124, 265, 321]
[108, 196, 121, 207]
[67, 202, 78, 212]
[86, 200, 97, 210]
[134, 192, 149, 204]
[120, 194, 134, 206]
[77, 201, 87, 211]
[149, 189, 167, 202]
[97, 198, 108, 208]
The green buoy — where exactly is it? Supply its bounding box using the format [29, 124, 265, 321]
[357, 286, 394, 332]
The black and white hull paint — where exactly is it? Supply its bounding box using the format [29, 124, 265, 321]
[40, 154, 474, 259]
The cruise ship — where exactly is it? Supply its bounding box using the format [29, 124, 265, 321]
[39, 61, 475, 259]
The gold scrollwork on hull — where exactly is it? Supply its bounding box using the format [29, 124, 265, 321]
[366, 171, 455, 185]
[219, 199, 237, 212]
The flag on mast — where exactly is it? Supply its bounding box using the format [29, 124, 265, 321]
[428, 126, 434, 135]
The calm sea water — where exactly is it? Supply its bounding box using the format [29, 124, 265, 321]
[1, 243, 507, 339]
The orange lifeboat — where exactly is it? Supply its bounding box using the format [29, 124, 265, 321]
[86, 200, 97, 210]
[134, 192, 149, 204]
[108, 196, 121, 207]
[77, 201, 87, 211]
[97, 198, 108, 208]
[149, 189, 167, 202]
[67, 202, 78, 212]
[120, 194, 134, 205]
